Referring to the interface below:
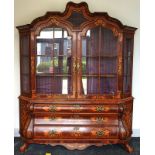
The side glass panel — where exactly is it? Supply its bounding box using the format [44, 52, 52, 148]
[123, 38, 133, 93]
[36, 28, 72, 94]
[81, 26, 118, 95]
[21, 35, 30, 93]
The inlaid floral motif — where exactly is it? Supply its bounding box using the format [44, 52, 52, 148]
[96, 117, 108, 123]
[48, 130, 57, 137]
[95, 19, 106, 27]
[73, 104, 81, 111]
[72, 127, 81, 137]
[122, 102, 133, 137]
[20, 100, 30, 132]
[47, 129, 62, 137]
[46, 17, 59, 25]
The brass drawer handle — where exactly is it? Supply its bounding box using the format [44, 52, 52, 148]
[49, 105, 56, 112]
[96, 130, 104, 137]
[96, 129, 110, 137]
[96, 106, 104, 112]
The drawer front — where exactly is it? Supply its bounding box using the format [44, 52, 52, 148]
[34, 126, 119, 139]
[32, 103, 121, 113]
[34, 113, 119, 126]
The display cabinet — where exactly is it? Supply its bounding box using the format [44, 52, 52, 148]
[17, 2, 137, 153]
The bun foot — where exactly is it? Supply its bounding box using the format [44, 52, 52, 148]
[19, 143, 29, 152]
[123, 142, 134, 153]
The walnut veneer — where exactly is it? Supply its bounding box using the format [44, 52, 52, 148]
[17, 2, 136, 153]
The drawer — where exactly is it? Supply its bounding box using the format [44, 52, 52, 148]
[34, 126, 119, 139]
[34, 113, 119, 126]
[32, 103, 122, 113]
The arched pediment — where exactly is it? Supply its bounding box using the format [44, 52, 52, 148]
[17, 2, 137, 35]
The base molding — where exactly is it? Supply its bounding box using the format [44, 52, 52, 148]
[50, 143, 104, 150]
[19, 139, 133, 153]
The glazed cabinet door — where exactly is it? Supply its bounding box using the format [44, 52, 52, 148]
[35, 27, 76, 98]
[77, 26, 120, 99]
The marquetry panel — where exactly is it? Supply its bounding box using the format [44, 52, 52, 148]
[34, 114, 119, 125]
[32, 103, 121, 113]
[34, 126, 119, 139]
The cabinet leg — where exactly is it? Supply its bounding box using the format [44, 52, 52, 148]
[19, 143, 29, 153]
[122, 142, 134, 153]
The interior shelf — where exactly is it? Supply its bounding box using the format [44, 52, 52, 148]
[36, 73, 71, 77]
[82, 55, 117, 58]
[36, 54, 69, 57]
[82, 74, 117, 77]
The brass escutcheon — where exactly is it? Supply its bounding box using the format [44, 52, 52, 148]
[96, 106, 104, 112]
[96, 130, 104, 137]
[49, 105, 56, 112]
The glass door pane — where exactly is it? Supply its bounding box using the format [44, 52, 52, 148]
[36, 28, 72, 94]
[81, 26, 118, 95]
[21, 35, 30, 93]
[123, 37, 133, 93]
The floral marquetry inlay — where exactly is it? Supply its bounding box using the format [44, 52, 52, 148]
[73, 104, 81, 111]
[49, 17, 59, 25]
[31, 57, 35, 74]
[118, 33, 123, 42]
[96, 117, 108, 123]
[95, 19, 106, 27]
[49, 116, 56, 121]
[71, 114, 80, 119]
[20, 100, 30, 132]
[72, 127, 81, 137]
[112, 27, 119, 37]
[118, 57, 122, 75]
[122, 102, 133, 137]
[47, 129, 62, 137]
[48, 130, 57, 137]
[17, 1, 136, 152]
